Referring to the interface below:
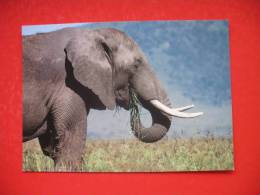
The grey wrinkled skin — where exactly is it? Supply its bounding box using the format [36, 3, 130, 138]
[23, 28, 172, 170]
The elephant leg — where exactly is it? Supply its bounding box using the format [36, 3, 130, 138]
[49, 97, 88, 171]
[23, 122, 48, 142]
[53, 115, 87, 171]
[38, 122, 56, 158]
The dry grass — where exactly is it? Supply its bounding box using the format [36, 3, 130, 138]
[23, 137, 234, 172]
[129, 88, 141, 134]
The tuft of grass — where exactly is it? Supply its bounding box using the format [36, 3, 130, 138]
[129, 88, 141, 135]
[23, 141, 54, 171]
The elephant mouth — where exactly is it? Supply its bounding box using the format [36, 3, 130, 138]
[116, 99, 130, 110]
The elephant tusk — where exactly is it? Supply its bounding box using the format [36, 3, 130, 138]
[174, 104, 194, 111]
[150, 100, 203, 118]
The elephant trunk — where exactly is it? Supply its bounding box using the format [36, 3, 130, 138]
[130, 66, 172, 143]
[132, 96, 172, 143]
[130, 63, 203, 142]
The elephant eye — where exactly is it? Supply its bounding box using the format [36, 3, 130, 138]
[133, 58, 142, 69]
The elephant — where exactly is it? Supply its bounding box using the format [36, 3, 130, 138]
[23, 27, 202, 170]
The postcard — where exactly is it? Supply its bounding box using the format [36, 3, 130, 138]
[22, 20, 233, 172]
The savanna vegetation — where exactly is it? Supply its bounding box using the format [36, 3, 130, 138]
[23, 137, 233, 172]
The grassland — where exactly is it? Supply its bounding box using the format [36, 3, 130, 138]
[23, 137, 233, 172]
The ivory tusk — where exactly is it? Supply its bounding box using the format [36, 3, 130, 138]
[150, 100, 203, 118]
[174, 104, 194, 111]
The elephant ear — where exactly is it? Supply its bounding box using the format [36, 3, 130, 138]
[64, 36, 116, 110]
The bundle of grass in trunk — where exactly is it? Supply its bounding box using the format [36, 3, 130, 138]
[129, 88, 142, 136]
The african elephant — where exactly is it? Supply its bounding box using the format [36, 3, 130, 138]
[23, 27, 202, 170]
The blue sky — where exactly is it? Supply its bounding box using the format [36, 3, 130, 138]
[22, 20, 232, 138]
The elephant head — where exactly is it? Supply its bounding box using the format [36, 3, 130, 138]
[64, 28, 202, 143]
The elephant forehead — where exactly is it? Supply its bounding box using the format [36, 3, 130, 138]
[115, 45, 140, 66]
